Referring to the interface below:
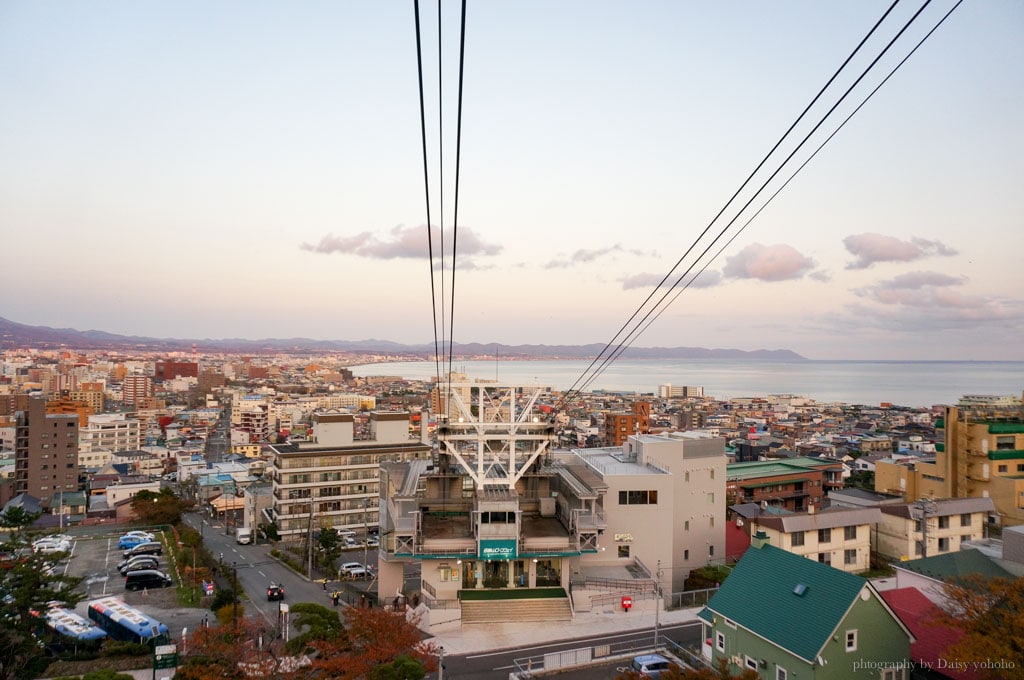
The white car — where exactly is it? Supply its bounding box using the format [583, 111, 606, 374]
[339, 562, 363, 575]
[33, 539, 71, 555]
[121, 530, 155, 540]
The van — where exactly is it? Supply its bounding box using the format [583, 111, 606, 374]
[631, 654, 674, 678]
[125, 569, 173, 591]
[236, 528, 252, 545]
[122, 541, 163, 558]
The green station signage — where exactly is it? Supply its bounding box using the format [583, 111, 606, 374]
[479, 539, 517, 560]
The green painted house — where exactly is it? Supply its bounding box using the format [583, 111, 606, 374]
[699, 533, 914, 679]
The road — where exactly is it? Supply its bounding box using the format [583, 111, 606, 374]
[182, 512, 378, 638]
[426, 622, 704, 679]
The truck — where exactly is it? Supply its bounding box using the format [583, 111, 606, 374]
[235, 528, 252, 545]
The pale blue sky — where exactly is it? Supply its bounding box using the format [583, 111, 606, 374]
[1, 1, 1022, 360]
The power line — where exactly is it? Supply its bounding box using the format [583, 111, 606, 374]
[561, 0, 955, 408]
[412, 0, 441, 386]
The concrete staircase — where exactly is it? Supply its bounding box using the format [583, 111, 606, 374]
[460, 597, 573, 624]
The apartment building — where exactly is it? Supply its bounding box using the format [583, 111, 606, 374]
[13, 397, 79, 508]
[875, 397, 1024, 525]
[726, 457, 845, 512]
[743, 506, 882, 573]
[79, 414, 142, 454]
[603, 401, 650, 446]
[268, 411, 431, 541]
[875, 497, 995, 561]
[122, 375, 154, 406]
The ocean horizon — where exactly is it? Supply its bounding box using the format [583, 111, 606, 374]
[350, 359, 1024, 409]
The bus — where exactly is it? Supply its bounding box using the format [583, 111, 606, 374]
[45, 608, 108, 643]
[86, 597, 170, 646]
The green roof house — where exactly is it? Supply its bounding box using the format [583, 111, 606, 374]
[698, 531, 913, 679]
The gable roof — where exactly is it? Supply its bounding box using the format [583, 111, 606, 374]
[880, 588, 978, 680]
[895, 548, 1014, 581]
[704, 543, 867, 663]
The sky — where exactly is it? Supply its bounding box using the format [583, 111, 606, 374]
[1, 1, 1022, 361]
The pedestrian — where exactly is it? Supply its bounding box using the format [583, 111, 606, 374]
[322, 579, 327, 591]
[332, 591, 339, 606]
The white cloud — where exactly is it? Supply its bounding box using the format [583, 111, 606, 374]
[722, 243, 815, 282]
[843, 233, 958, 270]
[300, 225, 502, 260]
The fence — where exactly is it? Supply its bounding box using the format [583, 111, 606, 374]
[670, 586, 719, 609]
[510, 633, 707, 678]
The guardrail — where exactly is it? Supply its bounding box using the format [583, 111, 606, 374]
[510, 633, 700, 678]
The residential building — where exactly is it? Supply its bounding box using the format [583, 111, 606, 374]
[875, 397, 1024, 526]
[121, 375, 154, 406]
[603, 401, 650, 446]
[741, 506, 882, 573]
[79, 414, 142, 454]
[268, 411, 431, 541]
[726, 457, 844, 512]
[699, 533, 913, 679]
[13, 397, 79, 509]
[875, 497, 995, 561]
[891, 548, 1015, 607]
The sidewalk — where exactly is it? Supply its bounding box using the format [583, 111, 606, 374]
[427, 602, 704, 656]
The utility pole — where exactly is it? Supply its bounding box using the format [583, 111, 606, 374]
[438, 646, 445, 680]
[917, 498, 936, 558]
[654, 560, 663, 649]
[363, 499, 369, 578]
[307, 503, 314, 580]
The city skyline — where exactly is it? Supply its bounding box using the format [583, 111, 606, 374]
[1, 2, 1022, 361]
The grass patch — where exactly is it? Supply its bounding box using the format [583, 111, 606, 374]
[459, 587, 566, 601]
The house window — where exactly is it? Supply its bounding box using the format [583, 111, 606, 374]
[845, 549, 857, 565]
[995, 435, 1016, 450]
[715, 631, 725, 652]
[938, 537, 950, 552]
[777, 668, 788, 680]
[818, 552, 831, 565]
[880, 668, 906, 680]
[684, 549, 689, 560]
[618, 545, 630, 558]
[960, 513, 972, 527]
[791, 531, 805, 547]
[846, 629, 858, 652]
[1019, 464, 1024, 473]
[709, 545, 715, 557]
[707, 493, 715, 504]
[684, 520, 690, 531]
[844, 525, 857, 540]
[961, 535, 972, 545]
[744, 656, 758, 671]
[818, 528, 831, 543]
[998, 465, 1008, 473]
[938, 516, 950, 529]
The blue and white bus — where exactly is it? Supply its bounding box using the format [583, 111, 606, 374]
[45, 608, 108, 643]
[86, 597, 170, 646]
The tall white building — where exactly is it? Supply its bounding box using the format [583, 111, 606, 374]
[79, 414, 142, 454]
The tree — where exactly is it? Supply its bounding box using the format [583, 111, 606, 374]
[308, 606, 438, 679]
[284, 602, 343, 655]
[315, 527, 342, 574]
[0, 509, 84, 680]
[938, 574, 1024, 679]
[130, 487, 193, 526]
[177, 617, 297, 680]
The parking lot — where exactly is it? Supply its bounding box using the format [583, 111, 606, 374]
[56, 527, 206, 637]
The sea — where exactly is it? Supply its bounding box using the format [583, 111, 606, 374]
[350, 359, 1024, 409]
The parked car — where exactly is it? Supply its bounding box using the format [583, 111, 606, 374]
[125, 569, 173, 591]
[121, 530, 155, 541]
[32, 539, 71, 555]
[117, 535, 149, 550]
[117, 555, 159, 574]
[267, 583, 285, 601]
[346, 567, 371, 580]
[122, 541, 162, 558]
[631, 654, 675, 678]
[339, 562, 363, 576]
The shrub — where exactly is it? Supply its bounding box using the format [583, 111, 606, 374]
[101, 640, 150, 657]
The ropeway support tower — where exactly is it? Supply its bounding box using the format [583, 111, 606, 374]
[434, 381, 557, 491]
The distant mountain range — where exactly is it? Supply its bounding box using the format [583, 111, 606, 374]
[0, 316, 807, 360]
